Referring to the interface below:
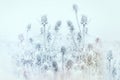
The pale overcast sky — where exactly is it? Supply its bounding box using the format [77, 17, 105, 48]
[0, 0, 120, 42]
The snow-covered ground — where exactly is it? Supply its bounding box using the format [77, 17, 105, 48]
[0, 37, 120, 80]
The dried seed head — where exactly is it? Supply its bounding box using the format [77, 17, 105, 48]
[107, 50, 113, 61]
[27, 24, 31, 32]
[35, 43, 41, 50]
[73, 4, 78, 13]
[86, 55, 93, 66]
[29, 38, 33, 43]
[36, 55, 41, 66]
[66, 60, 73, 70]
[55, 21, 61, 32]
[67, 21, 74, 32]
[88, 44, 93, 50]
[81, 15, 88, 26]
[52, 61, 58, 72]
[61, 46, 66, 55]
[41, 15, 48, 26]
[18, 34, 24, 42]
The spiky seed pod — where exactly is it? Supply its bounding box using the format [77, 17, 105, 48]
[67, 21, 74, 32]
[81, 15, 88, 26]
[55, 21, 62, 32]
[41, 15, 48, 26]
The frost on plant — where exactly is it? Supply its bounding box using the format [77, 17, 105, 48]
[13, 4, 120, 80]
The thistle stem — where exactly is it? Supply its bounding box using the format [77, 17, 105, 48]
[71, 32, 78, 51]
[43, 25, 46, 51]
[75, 12, 81, 33]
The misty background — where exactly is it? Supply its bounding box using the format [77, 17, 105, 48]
[0, 0, 120, 80]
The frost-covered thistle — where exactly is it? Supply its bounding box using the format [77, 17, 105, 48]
[107, 50, 113, 62]
[29, 38, 33, 43]
[107, 50, 113, 80]
[36, 54, 41, 66]
[61, 46, 66, 71]
[52, 61, 58, 72]
[67, 20, 78, 50]
[41, 15, 48, 50]
[67, 21, 74, 32]
[55, 21, 61, 32]
[66, 60, 73, 70]
[35, 43, 41, 51]
[41, 15, 48, 26]
[18, 34, 24, 42]
[81, 15, 88, 26]
[61, 46, 66, 55]
[26, 24, 31, 32]
[15, 5, 101, 80]
[73, 4, 81, 34]
[73, 4, 78, 13]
